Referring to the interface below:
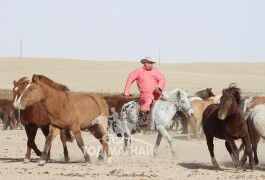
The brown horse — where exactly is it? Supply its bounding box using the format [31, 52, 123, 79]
[202, 83, 254, 170]
[0, 99, 18, 130]
[195, 88, 215, 100]
[13, 74, 110, 166]
[13, 77, 74, 163]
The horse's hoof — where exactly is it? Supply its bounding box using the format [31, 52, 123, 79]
[249, 163, 256, 171]
[38, 159, 46, 166]
[153, 149, 158, 157]
[239, 160, 246, 167]
[82, 162, 93, 168]
[64, 156, 70, 163]
[96, 158, 104, 165]
[235, 165, 242, 172]
[172, 153, 178, 159]
[107, 156, 112, 165]
[23, 158, 30, 163]
[215, 167, 223, 171]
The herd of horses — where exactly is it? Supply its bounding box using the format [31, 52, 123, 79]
[1, 74, 265, 171]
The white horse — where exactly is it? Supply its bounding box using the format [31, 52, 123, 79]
[239, 103, 265, 166]
[120, 89, 194, 157]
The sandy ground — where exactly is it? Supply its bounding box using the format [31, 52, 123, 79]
[0, 128, 265, 180]
[0, 57, 265, 179]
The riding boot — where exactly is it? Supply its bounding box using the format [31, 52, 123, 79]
[139, 111, 149, 127]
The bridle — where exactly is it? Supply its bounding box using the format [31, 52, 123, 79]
[161, 94, 193, 117]
[13, 83, 31, 110]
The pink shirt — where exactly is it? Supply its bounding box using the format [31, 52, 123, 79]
[124, 66, 165, 100]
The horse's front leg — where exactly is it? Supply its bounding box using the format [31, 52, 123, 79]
[24, 126, 41, 163]
[240, 135, 255, 170]
[120, 120, 132, 154]
[71, 127, 92, 165]
[39, 125, 60, 166]
[156, 125, 177, 158]
[225, 136, 240, 169]
[59, 129, 70, 163]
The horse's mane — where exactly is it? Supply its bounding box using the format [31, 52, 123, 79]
[17, 77, 30, 85]
[223, 83, 241, 105]
[169, 88, 188, 97]
[33, 74, 70, 92]
[162, 88, 188, 99]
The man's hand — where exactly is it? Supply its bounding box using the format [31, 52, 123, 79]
[154, 87, 162, 94]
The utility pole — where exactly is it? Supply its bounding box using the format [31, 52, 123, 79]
[19, 39, 23, 59]
[158, 48, 160, 66]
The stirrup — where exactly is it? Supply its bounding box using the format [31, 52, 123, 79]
[139, 119, 149, 127]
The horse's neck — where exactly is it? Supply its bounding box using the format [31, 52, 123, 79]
[225, 105, 242, 122]
[41, 84, 68, 115]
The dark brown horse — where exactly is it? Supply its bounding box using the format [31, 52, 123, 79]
[202, 83, 254, 170]
[195, 88, 215, 100]
[13, 75, 110, 166]
[13, 77, 73, 163]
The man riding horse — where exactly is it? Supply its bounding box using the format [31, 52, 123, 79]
[123, 57, 165, 127]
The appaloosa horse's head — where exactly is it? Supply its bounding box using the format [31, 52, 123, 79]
[218, 83, 241, 120]
[163, 89, 194, 118]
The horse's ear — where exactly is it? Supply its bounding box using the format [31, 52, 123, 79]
[32, 75, 39, 84]
[13, 80, 17, 86]
[222, 88, 226, 94]
[177, 90, 180, 97]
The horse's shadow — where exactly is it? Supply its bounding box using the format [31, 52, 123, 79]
[178, 162, 216, 170]
[178, 162, 240, 172]
[0, 157, 83, 164]
[171, 134, 204, 141]
[0, 157, 25, 163]
[178, 161, 265, 172]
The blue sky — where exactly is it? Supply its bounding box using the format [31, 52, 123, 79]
[1, 0, 265, 63]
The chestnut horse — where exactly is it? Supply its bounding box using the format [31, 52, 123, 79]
[103, 94, 139, 115]
[14, 74, 110, 166]
[13, 77, 74, 163]
[202, 83, 254, 170]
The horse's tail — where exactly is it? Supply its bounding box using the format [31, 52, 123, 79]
[65, 129, 75, 142]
